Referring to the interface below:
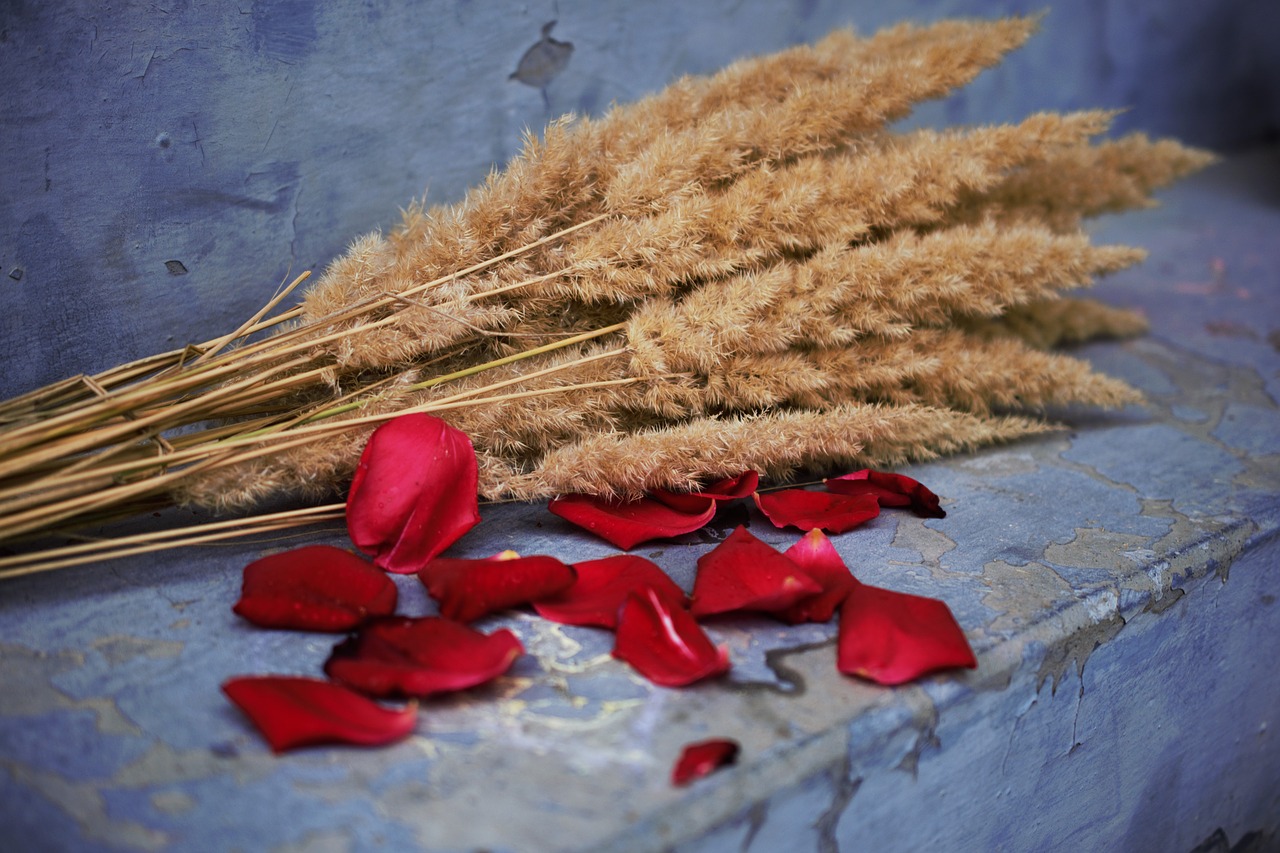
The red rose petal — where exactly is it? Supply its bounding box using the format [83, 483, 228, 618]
[837, 584, 977, 685]
[418, 551, 576, 623]
[232, 545, 397, 632]
[533, 555, 689, 629]
[613, 588, 730, 687]
[753, 489, 880, 534]
[346, 413, 482, 573]
[325, 617, 523, 698]
[548, 493, 716, 550]
[672, 738, 741, 786]
[221, 675, 416, 753]
[652, 471, 760, 513]
[825, 469, 946, 518]
[777, 530, 862, 625]
[690, 526, 822, 618]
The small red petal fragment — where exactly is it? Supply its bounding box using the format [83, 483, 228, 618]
[325, 617, 523, 698]
[613, 588, 730, 687]
[753, 489, 880, 534]
[672, 738, 740, 786]
[690, 526, 822, 618]
[777, 530, 862, 625]
[825, 469, 946, 518]
[837, 585, 977, 685]
[346, 413, 482, 574]
[548, 493, 716, 550]
[232, 545, 397, 632]
[418, 552, 575, 623]
[221, 675, 416, 753]
[533, 555, 688, 629]
[652, 471, 760, 513]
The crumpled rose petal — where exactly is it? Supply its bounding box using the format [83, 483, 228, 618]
[652, 471, 759, 513]
[753, 488, 880, 534]
[221, 675, 416, 753]
[672, 738, 740, 786]
[777, 530, 861, 625]
[837, 584, 977, 685]
[613, 588, 730, 687]
[418, 550, 576, 623]
[548, 493, 715, 550]
[533, 555, 688, 629]
[232, 545, 397, 632]
[324, 617, 523, 698]
[825, 469, 946, 519]
[346, 413, 481, 573]
[690, 526, 822, 618]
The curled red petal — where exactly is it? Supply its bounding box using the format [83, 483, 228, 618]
[346, 413, 481, 573]
[837, 585, 977, 685]
[533, 555, 689, 629]
[753, 489, 880, 534]
[548, 493, 715, 550]
[672, 738, 740, 786]
[325, 617, 523, 698]
[232, 545, 397, 632]
[418, 551, 575, 623]
[613, 588, 730, 687]
[652, 471, 760, 513]
[825, 469, 946, 518]
[777, 530, 862, 625]
[690, 526, 822, 618]
[221, 675, 416, 753]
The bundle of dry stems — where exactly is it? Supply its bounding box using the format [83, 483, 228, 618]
[0, 15, 1213, 576]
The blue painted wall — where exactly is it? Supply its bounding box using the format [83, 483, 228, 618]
[2, 0, 1276, 398]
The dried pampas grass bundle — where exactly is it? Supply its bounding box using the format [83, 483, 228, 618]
[0, 15, 1213, 576]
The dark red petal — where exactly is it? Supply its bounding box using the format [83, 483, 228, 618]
[690, 526, 822, 618]
[652, 471, 760, 513]
[232, 545, 397, 632]
[613, 588, 730, 687]
[221, 675, 416, 753]
[672, 738, 741, 786]
[346, 413, 482, 573]
[324, 617, 523, 698]
[548, 493, 716, 550]
[753, 489, 880, 534]
[837, 585, 977, 685]
[533, 555, 689, 629]
[825, 470, 946, 519]
[777, 530, 862, 625]
[418, 550, 575, 623]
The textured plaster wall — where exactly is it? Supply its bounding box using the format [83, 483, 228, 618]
[1, 0, 1277, 398]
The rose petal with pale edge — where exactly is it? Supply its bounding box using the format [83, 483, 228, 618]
[325, 617, 523, 698]
[672, 738, 741, 786]
[837, 585, 977, 685]
[533, 555, 689, 629]
[753, 489, 880, 534]
[825, 469, 946, 519]
[418, 551, 575, 623]
[613, 588, 730, 687]
[221, 675, 416, 753]
[652, 471, 760, 513]
[548, 493, 715, 550]
[777, 530, 861, 625]
[232, 545, 397, 632]
[690, 526, 822, 618]
[346, 413, 481, 573]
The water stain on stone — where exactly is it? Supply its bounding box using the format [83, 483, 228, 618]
[1035, 609, 1125, 696]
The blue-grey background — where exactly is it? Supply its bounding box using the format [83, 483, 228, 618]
[1, 0, 1278, 397]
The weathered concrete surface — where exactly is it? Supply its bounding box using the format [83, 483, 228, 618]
[1, 149, 1278, 850]
[2, 0, 1277, 398]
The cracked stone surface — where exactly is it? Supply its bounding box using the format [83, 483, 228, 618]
[2, 149, 1277, 852]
